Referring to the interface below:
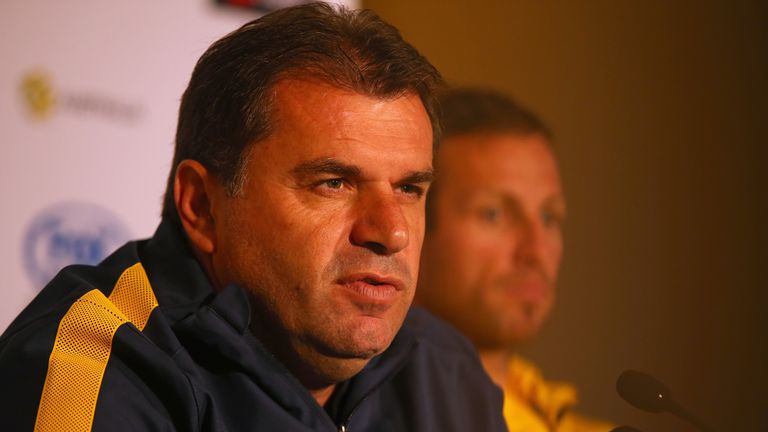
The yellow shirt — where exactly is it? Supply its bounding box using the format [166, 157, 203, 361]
[503, 356, 613, 432]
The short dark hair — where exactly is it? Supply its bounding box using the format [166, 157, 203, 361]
[162, 2, 443, 221]
[426, 88, 552, 230]
[439, 87, 551, 140]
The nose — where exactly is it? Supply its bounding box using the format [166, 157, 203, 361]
[513, 217, 546, 269]
[350, 191, 410, 255]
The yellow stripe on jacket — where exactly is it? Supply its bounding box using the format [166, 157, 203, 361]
[34, 263, 158, 432]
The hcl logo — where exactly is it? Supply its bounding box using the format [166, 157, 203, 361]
[23, 201, 132, 289]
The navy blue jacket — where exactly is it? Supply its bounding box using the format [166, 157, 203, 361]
[0, 220, 506, 431]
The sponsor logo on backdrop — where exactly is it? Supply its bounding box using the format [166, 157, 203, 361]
[22, 201, 132, 289]
[19, 70, 143, 123]
[214, 0, 313, 13]
[20, 72, 56, 119]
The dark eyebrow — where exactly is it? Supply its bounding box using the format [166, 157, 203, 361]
[292, 157, 434, 185]
[399, 170, 435, 185]
[291, 158, 362, 180]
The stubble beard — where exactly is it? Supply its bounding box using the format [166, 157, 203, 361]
[245, 247, 413, 387]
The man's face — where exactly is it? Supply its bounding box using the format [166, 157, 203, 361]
[209, 79, 433, 386]
[417, 133, 564, 349]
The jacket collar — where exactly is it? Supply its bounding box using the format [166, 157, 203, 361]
[139, 219, 219, 323]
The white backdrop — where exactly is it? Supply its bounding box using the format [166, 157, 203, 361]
[0, 0, 357, 331]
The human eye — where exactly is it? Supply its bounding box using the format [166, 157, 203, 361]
[323, 178, 344, 189]
[397, 183, 425, 199]
[541, 209, 564, 228]
[313, 178, 348, 195]
[477, 205, 504, 224]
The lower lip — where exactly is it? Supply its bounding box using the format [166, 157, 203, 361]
[504, 284, 548, 302]
[341, 281, 400, 306]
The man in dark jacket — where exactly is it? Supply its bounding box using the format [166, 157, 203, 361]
[0, 3, 506, 431]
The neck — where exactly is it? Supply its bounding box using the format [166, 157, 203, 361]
[310, 384, 336, 407]
[479, 349, 513, 388]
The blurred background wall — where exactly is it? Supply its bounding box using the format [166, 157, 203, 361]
[363, 1, 767, 431]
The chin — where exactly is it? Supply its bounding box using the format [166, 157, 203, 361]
[348, 310, 400, 348]
[340, 329, 395, 359]
[504, 323, 545, 346]
[311, 317, 394, 358]
[475, 321, 544, 349]
[304, 310, 402, 380]
[314, 356, 371, 384]
[292, 339, 378, 389]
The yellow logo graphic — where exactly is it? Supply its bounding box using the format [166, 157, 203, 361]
[21, 72, 57, 119]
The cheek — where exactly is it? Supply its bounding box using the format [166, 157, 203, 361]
[469, 236, 513, 284]
[262, 194, 346, 248]
[215, 204, 259, 259]
[222, 197, 336, 274]
[461, 219, 514, 256]
[544, 234, 564, 279]
[405, 207, 427, 263]
[440, 226, 509, 283]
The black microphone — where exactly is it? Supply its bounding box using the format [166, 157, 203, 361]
[616, 369, 715, 432]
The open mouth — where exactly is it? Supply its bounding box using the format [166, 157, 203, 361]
[362, 277, 386, 286]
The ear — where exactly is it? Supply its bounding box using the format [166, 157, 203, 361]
[174, 160, 218, 255]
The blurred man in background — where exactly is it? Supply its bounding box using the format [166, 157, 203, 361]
[417, 88, 612, 431]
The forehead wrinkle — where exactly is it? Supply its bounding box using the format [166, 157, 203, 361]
[334, 113, 425, 143]
[277, 81, 429, 147]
